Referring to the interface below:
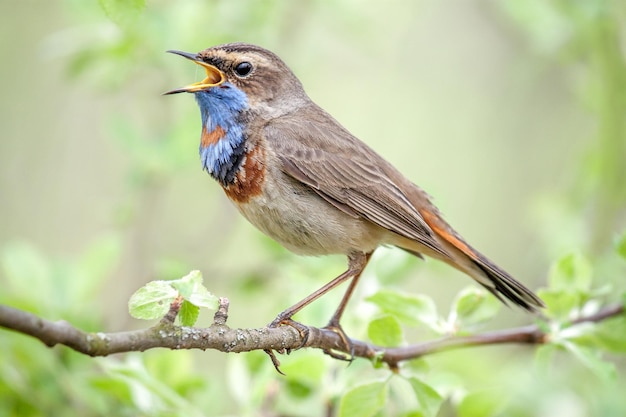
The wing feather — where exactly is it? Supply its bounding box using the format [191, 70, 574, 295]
[264, 107, 447, 257]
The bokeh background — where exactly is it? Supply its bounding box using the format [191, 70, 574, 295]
[1, 1, 625, 416]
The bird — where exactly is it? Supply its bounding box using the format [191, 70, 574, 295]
[164, 42, 544, 354]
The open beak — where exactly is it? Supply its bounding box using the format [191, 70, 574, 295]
[163, 50, 226, 95]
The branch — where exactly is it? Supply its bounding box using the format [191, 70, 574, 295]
[0, 299, 623, 369]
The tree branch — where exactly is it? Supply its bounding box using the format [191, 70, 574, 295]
[0, 299, 623, 369]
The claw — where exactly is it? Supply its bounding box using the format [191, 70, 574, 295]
[268, 317, 310, 349]
[264, 317, 311, 374]
[322, 348, 354, 362]
[322, 319, 355, 363]
[263, 349, 286, 375]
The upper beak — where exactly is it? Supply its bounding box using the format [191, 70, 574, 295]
[163, 50, 226, 95]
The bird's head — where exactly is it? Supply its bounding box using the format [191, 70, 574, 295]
[164, 42, 307, 115]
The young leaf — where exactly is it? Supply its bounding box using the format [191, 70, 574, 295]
[587, 315, 626, 353]
[170, 270, 218, 310]
[458, 389, 505, 417]
[562, 341, 616, 381]
[128, 281, 177, 320]
[179, 300, 200, 327]
[368, 315, 403, 347]
[537, 288, 581, 320]
[278, 353, 327, 386]
[402, 358, 431, 376]
[407, 377, 443, 417]
[367, 289, 438, 329]
[338, 381, 388, 417]
[548, 252, 592, 293]
[188, 285, 219, 310]
[169, 270, 202, 299]
[450, 287, 501, 329]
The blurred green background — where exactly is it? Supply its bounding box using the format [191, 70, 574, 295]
[1, 0, 625, 416]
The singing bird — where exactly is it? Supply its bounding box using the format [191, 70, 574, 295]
[165, 43, 543, 345]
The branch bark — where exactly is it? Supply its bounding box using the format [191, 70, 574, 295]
[0, 299, 623, 369]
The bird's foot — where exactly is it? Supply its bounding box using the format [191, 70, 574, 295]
[268, 316, 310, 349]
[264, 316, 310, 374]
[321, 318, 355, 362]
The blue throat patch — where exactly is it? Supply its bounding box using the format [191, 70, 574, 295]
[194, 83, 249, 185]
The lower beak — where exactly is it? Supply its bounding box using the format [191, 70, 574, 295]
[163, 50, 226, 95]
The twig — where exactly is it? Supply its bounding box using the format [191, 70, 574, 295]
[0, 302, 623, 366]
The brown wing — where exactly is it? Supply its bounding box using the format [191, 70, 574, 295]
[263, 105, 447, 257]
[263, 105, 543, 311]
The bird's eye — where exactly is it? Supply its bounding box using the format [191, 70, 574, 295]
[234, 61, 253, 77]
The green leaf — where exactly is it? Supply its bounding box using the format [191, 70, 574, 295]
[98, 0, 145, 27]
[562, 341, 616, 381]
[179, 301, 200, 327]
[616, 231, 626, 260]
[402, 358, 430, 376]
[450, 287, 501, 329]
[368, 315, 403, 347]
[170, 270, 218, 310]
[407, 377, 443, 417]
[187, 285, 219, 310]
[458, 390, 505, 417]
[581, 315, 626, 353]
[367, 289, 438, 329]
[338, 381, 387, 417]
[279, 353, 327, 386]
[128, 281, 178, 320]
[548, 252, 592, 292]
[169, 270, 201, 299]
[537, 288, 581, 320]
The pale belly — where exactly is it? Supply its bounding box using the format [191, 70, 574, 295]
[232, 174, 384, 256]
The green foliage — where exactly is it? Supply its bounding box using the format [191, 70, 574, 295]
[548, 252, 593, 292]
[367, 315, 403, 347]
[407, 377, 443, 417]
[448, 287, 501, 330]
[587, 315, 626, 353]
[338, 381, 387, 417]
[128, 281, 178, 320]
[539, 252, 594, 320]
[1, 236, 121, 320]
[179, 300, 200, 327]
[366, 289, 440, 330]
[128, 270, 218, 326]
[96, 354, 209, 417]
[457, 389, 505, 417]
[561, 341, 616, 381]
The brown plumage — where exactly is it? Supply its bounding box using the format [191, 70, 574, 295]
[166, 42, 544, 347]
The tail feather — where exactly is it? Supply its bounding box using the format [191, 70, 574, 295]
[417, 207, 544, 312]
[472, 256, 544, 311]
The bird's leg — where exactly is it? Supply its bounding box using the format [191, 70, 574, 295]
[322, 252, 372, 361]
[268, 252, 371, 348]
[264, 253, 370, 372]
